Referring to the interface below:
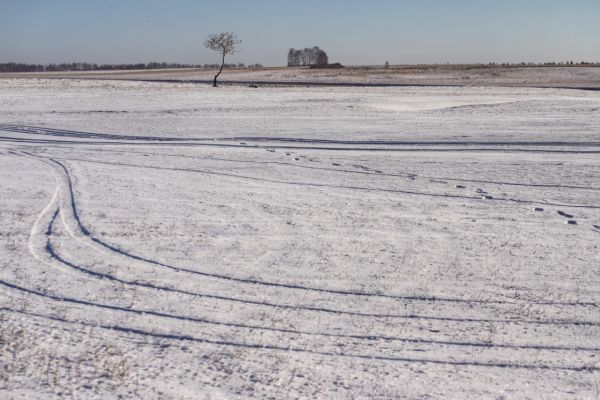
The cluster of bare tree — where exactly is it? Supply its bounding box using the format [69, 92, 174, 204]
[287, 47, 328, 67]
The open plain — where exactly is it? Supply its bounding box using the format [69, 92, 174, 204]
[1, 69, 600, 398]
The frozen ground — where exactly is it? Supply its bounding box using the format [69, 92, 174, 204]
[3, 65, 600, 89]
[1, 78, 600, 399]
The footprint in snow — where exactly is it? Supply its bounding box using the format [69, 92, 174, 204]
[558, 211, 574, 219]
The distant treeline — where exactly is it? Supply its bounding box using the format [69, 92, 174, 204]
[390, 61, 600, 68]
[0, 62, 263, 73]
[482, 61, 599, 67]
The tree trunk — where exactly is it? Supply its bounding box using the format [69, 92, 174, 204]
[213, 52, 226, 87]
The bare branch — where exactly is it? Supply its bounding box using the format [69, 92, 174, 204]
[204, 32, 241, 56]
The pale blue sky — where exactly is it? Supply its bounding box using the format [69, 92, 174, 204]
[1, 0, 599, 65]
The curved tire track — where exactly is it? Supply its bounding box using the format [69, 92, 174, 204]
[6, 145, 600, 376]
[15, 149, 600, 308]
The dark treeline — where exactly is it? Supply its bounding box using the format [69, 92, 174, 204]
[287, 47, 329, 67]
[387, 61, 600, 68]
[480, 61, 599, 67]
[0, 62, 263, 73]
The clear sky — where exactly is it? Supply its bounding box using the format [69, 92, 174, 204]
[1, 0, 599, 66]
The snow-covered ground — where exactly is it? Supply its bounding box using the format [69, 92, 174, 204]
[1, 78, 600, 399]
[4, 65, 600, 89]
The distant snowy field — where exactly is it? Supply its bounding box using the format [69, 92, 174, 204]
[1, 78, 600, 399]
[1, 78, 600, 142]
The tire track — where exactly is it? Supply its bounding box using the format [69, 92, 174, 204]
[46, 148, 600, 192]
[3, 135, 600, 154]
[5, 272, 599, 353]
[42, 210, 600, 326]
[20, 180, 600, 359]
[56, 155, 600, 210]
[14, 149, 600, 309]
[4, 124, 600, 148]
[18, 149, 600, 330]
[0, 306, 596, 372]
[3, 125, 600, 154]
[7, 145, 600, 375]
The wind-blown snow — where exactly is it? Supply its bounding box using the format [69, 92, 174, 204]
[1, 78, 599, 399]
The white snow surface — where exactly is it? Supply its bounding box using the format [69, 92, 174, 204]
[5, 65, 600, 88]
[1, 78, 600, 399]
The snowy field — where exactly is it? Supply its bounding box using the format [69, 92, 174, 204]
[1, 78, 600, 398]
[4, 65, 600, 89]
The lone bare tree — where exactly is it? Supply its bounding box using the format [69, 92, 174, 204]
[204, 32, 241, 87]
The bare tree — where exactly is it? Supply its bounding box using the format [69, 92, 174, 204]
[293, 50, 302, 66]
[204, 32, 241, 87]
[302, 48, 310, 66]
[316, 50, 328, 66]
[310, 47, 320, 65]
